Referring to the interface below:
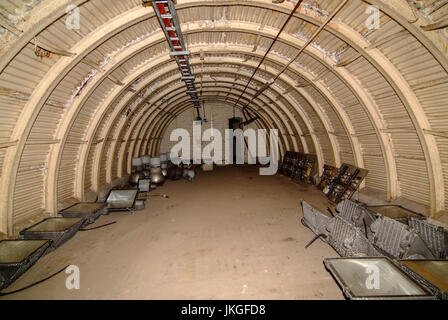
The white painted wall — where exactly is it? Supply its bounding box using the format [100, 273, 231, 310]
[160, 103, 259, 163]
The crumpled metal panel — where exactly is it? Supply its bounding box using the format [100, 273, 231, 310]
[302, 201, 379, 257]
[337, 199, 376, 232]
[327, 217, 356, 255]
[371, 216, 435, 260]
[408, 218, 448, 259]
[301, 201, 330, 238]
[327, 216, 380, 257]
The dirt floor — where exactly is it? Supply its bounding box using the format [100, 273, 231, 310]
[2, 165, 343, 300]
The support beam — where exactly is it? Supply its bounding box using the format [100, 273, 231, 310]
[80, 59, 124, 86]
[421, 18, 448, 31]
[5, 1, 446, 234]
[0, 141, 19, 149]
[80, 42, 371, 203]
[121, 68, 312, 174]
[16, 17, 384, 224]
[120, 91, 282, 176]
[334, 53, 362, 68]
[84, 60, 299, 191]
[409, 76, 448, 90]
[423, 129, 448, 139]
[122, 75, 300, 173]
[364, 30, 409, 50]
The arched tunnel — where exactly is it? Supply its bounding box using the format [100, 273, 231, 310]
[0, 0, 447, 300]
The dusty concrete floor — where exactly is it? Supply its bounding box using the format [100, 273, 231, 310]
[3, 165, 343, 300]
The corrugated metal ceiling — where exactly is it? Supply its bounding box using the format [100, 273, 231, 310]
[0, 0, 447, 235]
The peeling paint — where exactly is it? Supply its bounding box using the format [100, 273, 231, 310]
[287, 0, 329, 16]
[292, 30, 339, 63]
[111, 30, 157, 57]
[0, 0, 44, 49]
